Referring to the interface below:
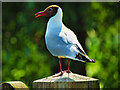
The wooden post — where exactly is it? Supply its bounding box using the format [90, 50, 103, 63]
[33, 72, 100, 89]
[1, 81, 29, 90]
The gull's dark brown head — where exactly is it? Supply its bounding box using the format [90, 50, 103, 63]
[35, 5, 59, 18]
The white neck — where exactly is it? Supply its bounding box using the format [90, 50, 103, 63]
[46, 7, 63, 35]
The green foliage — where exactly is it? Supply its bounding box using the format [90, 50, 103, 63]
[85, 2, 118, 88]
[2, 2, 118, 89]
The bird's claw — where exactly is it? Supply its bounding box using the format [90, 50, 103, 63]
[52, 70, 71, 77]
[53, 71, 65, 77]
[66, 70, 71, 73]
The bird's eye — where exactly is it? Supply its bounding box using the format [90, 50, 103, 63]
[48, 8, 53, 11]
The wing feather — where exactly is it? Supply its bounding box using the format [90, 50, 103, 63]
[59, 25, 87, 57]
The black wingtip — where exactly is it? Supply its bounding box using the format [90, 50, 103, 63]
[75, 53, 96, 63]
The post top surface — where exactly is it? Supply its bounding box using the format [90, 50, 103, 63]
[33, 72, 99, 83]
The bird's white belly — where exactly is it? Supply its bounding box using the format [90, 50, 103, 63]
[45, 35, 69, 56]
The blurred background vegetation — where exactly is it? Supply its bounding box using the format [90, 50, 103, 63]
[2, 2, 119, 89]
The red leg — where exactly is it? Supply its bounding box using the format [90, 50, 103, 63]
[66, 59, 71, 73]
[52, 58, 64, 77]
[59, 58, 63, 75]
[68, 59, 70, 71]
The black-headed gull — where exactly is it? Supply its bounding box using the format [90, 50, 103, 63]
[35, 5, 95, 75]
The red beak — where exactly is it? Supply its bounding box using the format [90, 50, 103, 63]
[35, 11, 47, 18]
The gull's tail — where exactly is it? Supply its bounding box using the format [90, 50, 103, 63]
[75, 53, 96, 63]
